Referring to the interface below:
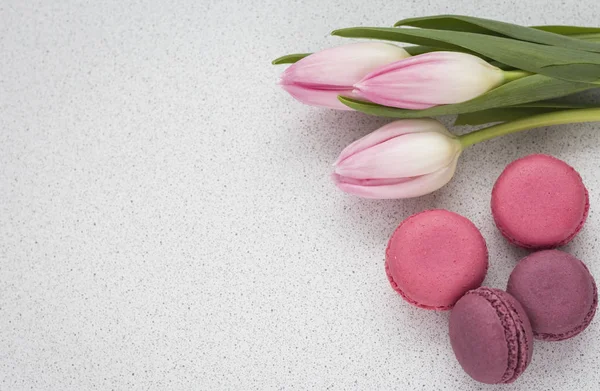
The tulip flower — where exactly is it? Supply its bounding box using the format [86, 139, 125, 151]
[333, 106, 600, 199]
[279, 42, 410, 110]
[353, 52, 508, 109]
[332, 119, 462, 199]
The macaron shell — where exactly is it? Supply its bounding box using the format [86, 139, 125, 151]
[536, 276, 598, 341]
[491, 154, 588, 249]
[449, 288, 533, 384]
[385, 209, 488, 310]
[499, 290, 534, 377]
[450, 292, 510, 384]
[507, 250, 598, 341]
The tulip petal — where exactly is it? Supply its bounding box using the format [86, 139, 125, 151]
[281, 42, 410, 88]
[335, 132, 460, 179]
[333, 175, 414, 187]
[354, 52, 504, 109]
[281, 83, 354, 110]
[335, 119, 452, 164]
[333, 157, 459, 199]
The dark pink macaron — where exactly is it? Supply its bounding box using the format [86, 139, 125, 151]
[449, 287, 534, 384]
[491, 154, 589, 249]
[507, 250, 598, 341]
[385, 209, 488, 310]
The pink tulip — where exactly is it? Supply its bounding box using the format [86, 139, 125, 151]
[333, 119, 462, 199]
[279, 42, 410, 110]
[353, 52, 505, 109]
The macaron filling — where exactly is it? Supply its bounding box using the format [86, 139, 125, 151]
[470, 288, 530, 384]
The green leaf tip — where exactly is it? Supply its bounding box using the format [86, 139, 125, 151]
[337, 95, 362, 107]
[271, 53, 312, 65]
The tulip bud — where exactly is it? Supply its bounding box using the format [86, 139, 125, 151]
[332, 119, 462, 199]
[279, 42, 411, 110]
[353, 52, 505, 109]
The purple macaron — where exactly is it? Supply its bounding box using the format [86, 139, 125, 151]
[507, 250, 598, 341]
[449, 287, 534, 384]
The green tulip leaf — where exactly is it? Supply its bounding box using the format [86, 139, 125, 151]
[337, 74, 595, 118]
[273, 22, 600, 66]
[572, 33, 600, 42]
[331, 27, 600, 84]
[454, 102, 594, 125]
[271, 53, 311, 65]
[455, 109, 559, 126]
[532, 26, 600, 35]
[393, 15, 600, 53]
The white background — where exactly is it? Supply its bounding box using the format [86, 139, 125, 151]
[2, 0, 600, 389]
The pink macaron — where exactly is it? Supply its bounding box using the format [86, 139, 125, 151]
[385, 209, 488, 310]
[491, 154, 589, 249]
[449, 287, 534, 384]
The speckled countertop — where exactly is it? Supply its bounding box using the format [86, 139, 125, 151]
[2, 0, 600, 390]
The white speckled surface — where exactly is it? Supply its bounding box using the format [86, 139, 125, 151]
[2, 0, 600, 389]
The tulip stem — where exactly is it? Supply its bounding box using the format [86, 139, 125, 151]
[458, 108, 600, 148]
[501, 70, 533, 84]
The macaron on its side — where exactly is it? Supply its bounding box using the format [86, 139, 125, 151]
[491, 154, 589, 249]
[507, 250, 598, 341]
[490, 289, 534, 382]
[449, 288, 533, 384]
[385, 209, 488, 310]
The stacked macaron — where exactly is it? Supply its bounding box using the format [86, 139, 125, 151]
[385, 154, 597, 384]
